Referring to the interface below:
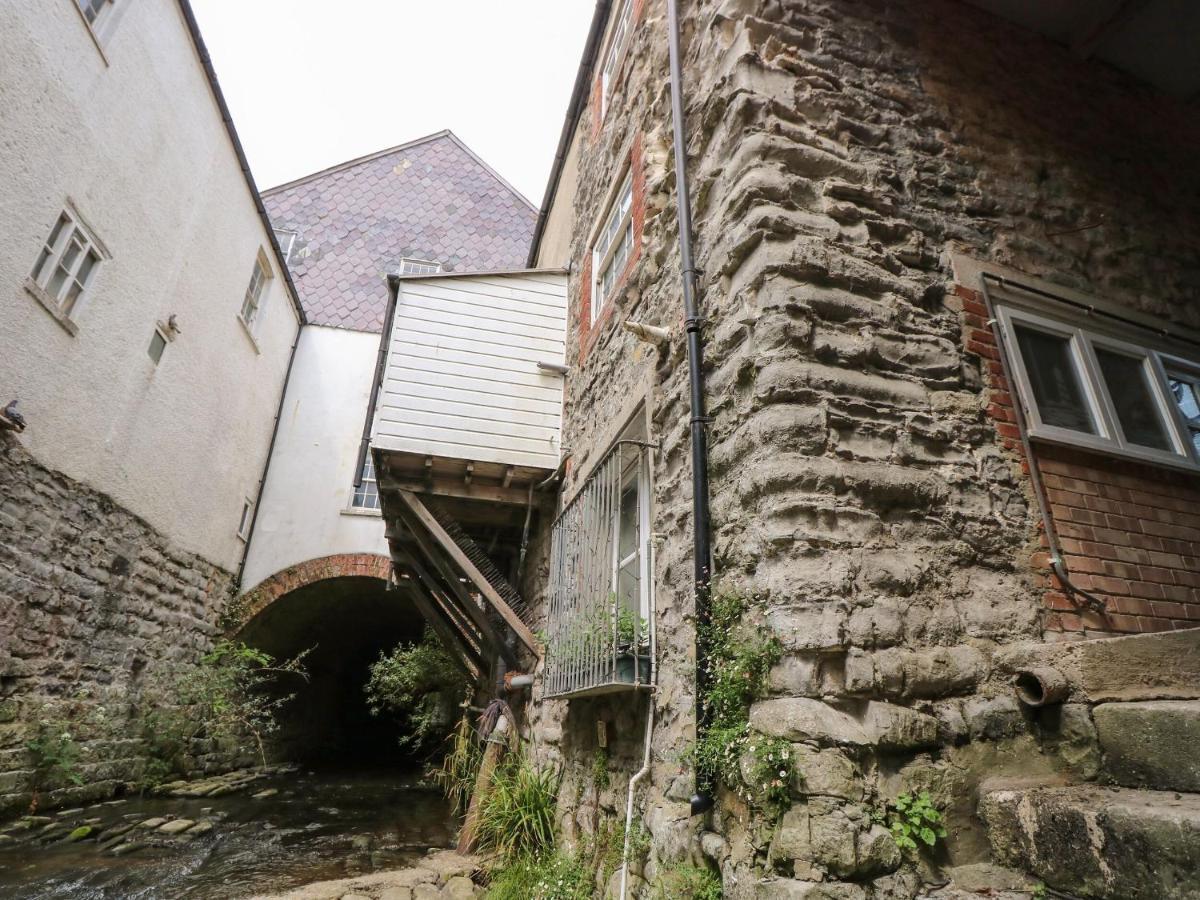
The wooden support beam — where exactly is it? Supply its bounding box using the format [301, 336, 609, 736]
[398, 490, 542, 658]
[1071, 0, 1150, 59]
[379, 475, 546, 507]
[399, 583, 484, 678]
[392, 503, 519, 667]
[393, 545, 488, 663]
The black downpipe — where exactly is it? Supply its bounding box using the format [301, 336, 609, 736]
[354, 274, 403, 488]
[665, 0, 716, 817]
[236, 325, 302, 590]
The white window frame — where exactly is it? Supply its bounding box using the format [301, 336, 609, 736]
[600, 0, 634, 119]
[26, 207, 106, 333]
[239, 253, 273, 332]
[590, 170, 634, 325]
[397, 258, 442, 276]
[273, 229, 297, 264]
[1166, 363, 1200, 458]
[349, 454, 382, 512]
[237, 498, 254, 540]
[996, 302, 1200, 472]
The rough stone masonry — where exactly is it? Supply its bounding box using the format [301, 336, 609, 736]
[522, 0, 1200, 897]
[0, 434, 234, 814]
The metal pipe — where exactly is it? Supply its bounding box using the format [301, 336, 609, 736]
[666, 0, 715, 817]
[515, 482, 535, 584]
[354, 274, 402, 488]
[236, 323, 302, 590]
[979, 274, 1110, 618]
[620, 527, 658, 899]
[1014, 667, 1070, 707]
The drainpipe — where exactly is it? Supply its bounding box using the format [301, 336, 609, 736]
[666, 0, 716, 817]
[354, 274, 402, 488]
[978, 274, 1109, 618]
[236, 323, 302, 590]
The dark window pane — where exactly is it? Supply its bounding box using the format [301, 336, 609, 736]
[148, 330, 167, 364]
[1014, 325, 1095, 434]
[1096, 349, 1171, 451]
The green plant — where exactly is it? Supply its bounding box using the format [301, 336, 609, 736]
[137, 639, 309, 781]
[883, 792, 947, 853]
[364, 627, 468, 757]
[651, 862, 722, 900]
[689, 589, 791, 814]
[591, 747, 610, 792]
[475, 755, 560, 863]
[614, 603, 649, 654]
[486, 849, 593, 900]
[434, 710, 483, 817]
[26, 716, 84, 793]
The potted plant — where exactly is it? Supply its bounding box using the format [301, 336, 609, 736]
[614, 604, 651, 685]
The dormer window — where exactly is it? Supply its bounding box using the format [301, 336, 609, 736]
[398, 258, 442, 276]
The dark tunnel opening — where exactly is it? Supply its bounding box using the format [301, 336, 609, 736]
[236, 575, 428, 770]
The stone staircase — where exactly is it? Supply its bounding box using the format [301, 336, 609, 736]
[980, 630, 1200, 900]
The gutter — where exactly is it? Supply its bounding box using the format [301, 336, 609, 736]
[236, 325, 302, 590]
[526, 0, 613, 267]
[176, 0, 307, 326]
[354, 275, 404, 487]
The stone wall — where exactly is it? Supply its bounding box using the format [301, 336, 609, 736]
[526, 0, 1200, 896]
[0, 434, 235, 815]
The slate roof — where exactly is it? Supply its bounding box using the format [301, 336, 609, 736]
[262, 131, 537, 332]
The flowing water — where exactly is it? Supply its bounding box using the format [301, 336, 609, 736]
[0, 768, 454, 899]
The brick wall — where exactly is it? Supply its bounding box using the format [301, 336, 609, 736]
[958, 283, 1200, 638]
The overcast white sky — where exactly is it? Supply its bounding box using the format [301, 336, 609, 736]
[190, 1, 596, 205]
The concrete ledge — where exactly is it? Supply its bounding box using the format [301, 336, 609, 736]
[1095, 700, 1200, 792]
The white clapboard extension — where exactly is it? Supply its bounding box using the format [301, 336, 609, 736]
[372, 271, 567, 471]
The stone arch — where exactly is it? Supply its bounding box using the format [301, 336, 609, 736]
[226, 552, 391, 634]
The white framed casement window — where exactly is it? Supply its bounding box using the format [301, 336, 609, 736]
[612, 422, 652, 627]
[397, 258, 442, 276]
[995, 303, 1200, 471]
[237, 498, 254, 540]
[240, 253, 272, 330]
[350, 455, 381, 511]
[75, 0, 114, 28]
[27, 208, 105, 334]
[600, 0, 634, 119]
[590, 171, 634, 325]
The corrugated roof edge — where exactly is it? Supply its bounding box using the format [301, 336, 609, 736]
[527, 0, 613, 268]
[259, 130, 538, 214]
[175, 0, 306, 326]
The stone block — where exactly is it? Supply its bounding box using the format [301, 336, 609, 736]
[755, 879, 867, 899]
[789, 745, 863, 800]
[1095, 700, 1200, 792]
[750, 699, 939, 751]
[981, 784, 1200, 899]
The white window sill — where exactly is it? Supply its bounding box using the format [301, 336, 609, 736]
[237, 314, 262, 354]
[341, 507, 382, 518]
[24, 279, 79, 337]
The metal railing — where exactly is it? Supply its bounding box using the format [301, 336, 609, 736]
[544, 440, 653, 698]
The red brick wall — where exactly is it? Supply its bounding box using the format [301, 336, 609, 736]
[958, 284, 1200, 638]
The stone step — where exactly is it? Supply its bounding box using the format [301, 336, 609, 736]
[1095, 700, 1200, 792]
[980, 784, 1200, 899]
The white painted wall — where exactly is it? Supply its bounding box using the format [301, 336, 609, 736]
[240, 326, 388, 590]
[373, 272, 568, 471]
[0, 0, 299, 570]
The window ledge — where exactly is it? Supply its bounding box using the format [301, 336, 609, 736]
[236, 314, 262, 354]
[1030, 432, 1200, 476]
[341, 507, 382, 518]
[24, 280, 79, 337]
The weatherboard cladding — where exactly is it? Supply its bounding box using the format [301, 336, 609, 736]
[262, 132, 537, 332]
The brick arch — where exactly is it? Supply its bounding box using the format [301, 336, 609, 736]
[227, 552, 392, 634]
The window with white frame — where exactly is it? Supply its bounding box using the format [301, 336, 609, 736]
[996, 302, 1200, 470]
[600, 0, 634, 118]
[273, 229, 297, 264]
[76, 0, 114, 28]
[30, 210, 103, 323]
[591, 172, 633, 324]
[351, 455, 381, 511]
[398, 258, 442, 276]
[240, 256, 271, 327]
[237, 498, 254, 539]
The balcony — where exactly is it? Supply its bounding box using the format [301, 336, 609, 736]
[543, 434, 655, 699]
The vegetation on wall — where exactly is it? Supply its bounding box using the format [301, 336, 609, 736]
[138, 640, 309, 785]
[363, 627, 468, 757]
[877, 792, 947, 854]
[649, 863, 723, 900]
[476, 754, 560, 862]
[434, 711, 484, 817]
[691, 588, 793, 815]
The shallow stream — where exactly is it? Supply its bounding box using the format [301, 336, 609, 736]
[0, 768, 454, 899]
